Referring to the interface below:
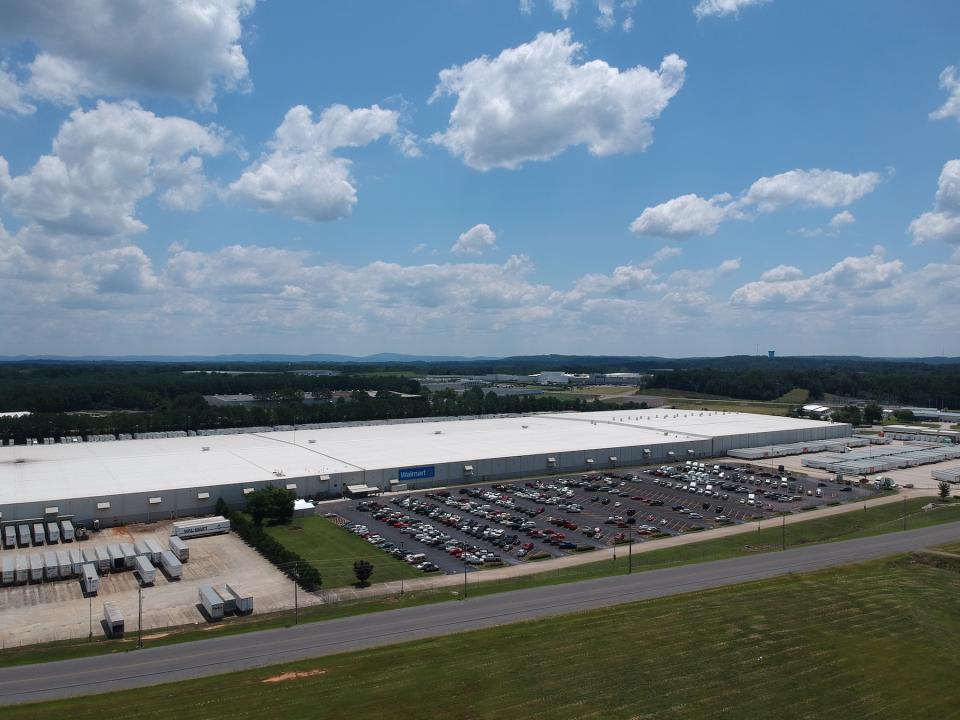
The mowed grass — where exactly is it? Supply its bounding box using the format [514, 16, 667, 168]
[11, 556, 960, 720]
[265, 516, 422, 588]
[775, 387, 810, 404]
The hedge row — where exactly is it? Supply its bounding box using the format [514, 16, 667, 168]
[229, 511, 322, 591]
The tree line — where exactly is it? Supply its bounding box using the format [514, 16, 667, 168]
[647, 367, 960, 408]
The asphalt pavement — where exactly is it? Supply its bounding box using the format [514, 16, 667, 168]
[2, 520, 959, 708]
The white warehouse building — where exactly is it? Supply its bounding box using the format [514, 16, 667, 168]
[0, 410, 851, 526]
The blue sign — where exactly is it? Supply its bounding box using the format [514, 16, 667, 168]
[399, 465, 435, 481]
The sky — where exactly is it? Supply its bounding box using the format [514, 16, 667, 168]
[0, 0, 959, 358]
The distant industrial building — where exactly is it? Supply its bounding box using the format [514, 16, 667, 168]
[883, 407, 960, 423]
[0, 410, 850, 526]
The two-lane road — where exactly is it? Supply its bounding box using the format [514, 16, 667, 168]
[2, 520, 959, 707]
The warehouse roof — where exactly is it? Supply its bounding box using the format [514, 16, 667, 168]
[0, 410, 841, 504]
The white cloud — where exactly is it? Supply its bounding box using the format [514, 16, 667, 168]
[908, 159, 960, 245]
[694, 0, 772, 20]
[631, 169, 880, 238]
[597, 0, 616, 29]
[829, 210, 856, 229]
[227, 104, 400, 222]
[553, 0, 577, 18]
[451, 223, 498, 256]
[519, 0, 535, 14]
[430, 30, 685, 171]
[0, 0, 255, 109]
[0, 64, 35, 115]
[930, 66, 960, 123]
[760, 264, 803, 281]
[796, 210, 856, 237]
[0, 101, 225, 239]
[629, 193, 733, 238]
[731, 250, 903, 306]
[741, 169, 881, 212]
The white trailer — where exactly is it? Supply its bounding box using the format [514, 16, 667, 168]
[159, 550, 182, 579]
[60, 519, 75, 542]
[69, 549, 84, 575]
[173, 516, 230, 539]
[15, 556, 28, 584]
[168, 535, 189, 561]
[134, 540, 151, 559]
[217, 586, 237, 614]
[43, 551, 59, 580]
[198, 585, 224, 620]
[107, 544, 125, 571]
[120, 543, 137, 569]
[29, 554, 43, 582]
[32, 523, 45, 546]
[225, 582, 254, 614]
[81, 563, 99, 594]
[103, 602, 124, 637]
[3, 526, 15, 549]
[1, 557, 13, 584]
[144, 538, 163, 563]
[95, 545, 112, 573]
[134, 555, 155, 585]
[46, 521, 60, 544]
[56, 550, 72, 577]
[17, 524, 30, 547]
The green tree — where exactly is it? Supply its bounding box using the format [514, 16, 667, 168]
[862, 404, 883, 424]
[353, 559, 374, 587]
[245, 486, 295, 526]
[893, 408, 915, 422]
[831, 406, 863, 426]
[939, 481, 951, 501]
[214, 497, 230, 517]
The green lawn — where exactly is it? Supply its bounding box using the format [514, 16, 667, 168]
[10, 554, 960, 720]
[775, 387, 810, 404]
[3, 498, 957, 669]
[265, 516, 422, 589]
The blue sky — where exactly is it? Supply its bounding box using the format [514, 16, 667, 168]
[0, 0, 958, 357]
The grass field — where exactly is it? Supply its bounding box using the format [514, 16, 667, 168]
[775, 387, 810, 403]
[265, 516, 422, 589]
[10, 553, 960, 720]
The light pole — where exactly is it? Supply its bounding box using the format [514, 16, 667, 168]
[781, 514, 786, 551]
[903, 496, 907, 531]
[294, 565, 299, 624]
[88, 596, 92, 642]
[628, 527, 633, 575]
[400, 541, 405, 598]
[137, 585, 143, 649]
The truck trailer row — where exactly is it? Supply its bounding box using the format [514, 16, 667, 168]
[0, 536, 187, 589]
[1, 519, 75, 549]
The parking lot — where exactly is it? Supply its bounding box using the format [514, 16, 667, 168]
[0, 521, 310, 646]
[323, 460, 878, 578]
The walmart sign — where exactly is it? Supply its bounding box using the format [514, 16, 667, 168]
[399, 465, 435, 481]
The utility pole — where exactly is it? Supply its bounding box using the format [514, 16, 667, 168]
[400, 542, 405, 598]
[462, 557, 467, 600]
[88, 596, 92, 642]
[628, 527, 633, 575]
[293, 564, 299, 625]
[137, 585, 143, 649]
[781, 514, 786, 551]
[903, 497, 907, 531]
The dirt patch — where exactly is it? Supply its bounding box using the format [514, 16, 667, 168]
[142, 632, 171, 640]
[262, 669, 326, 683]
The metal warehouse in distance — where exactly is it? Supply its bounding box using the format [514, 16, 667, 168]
[0, 410, 851, 526]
